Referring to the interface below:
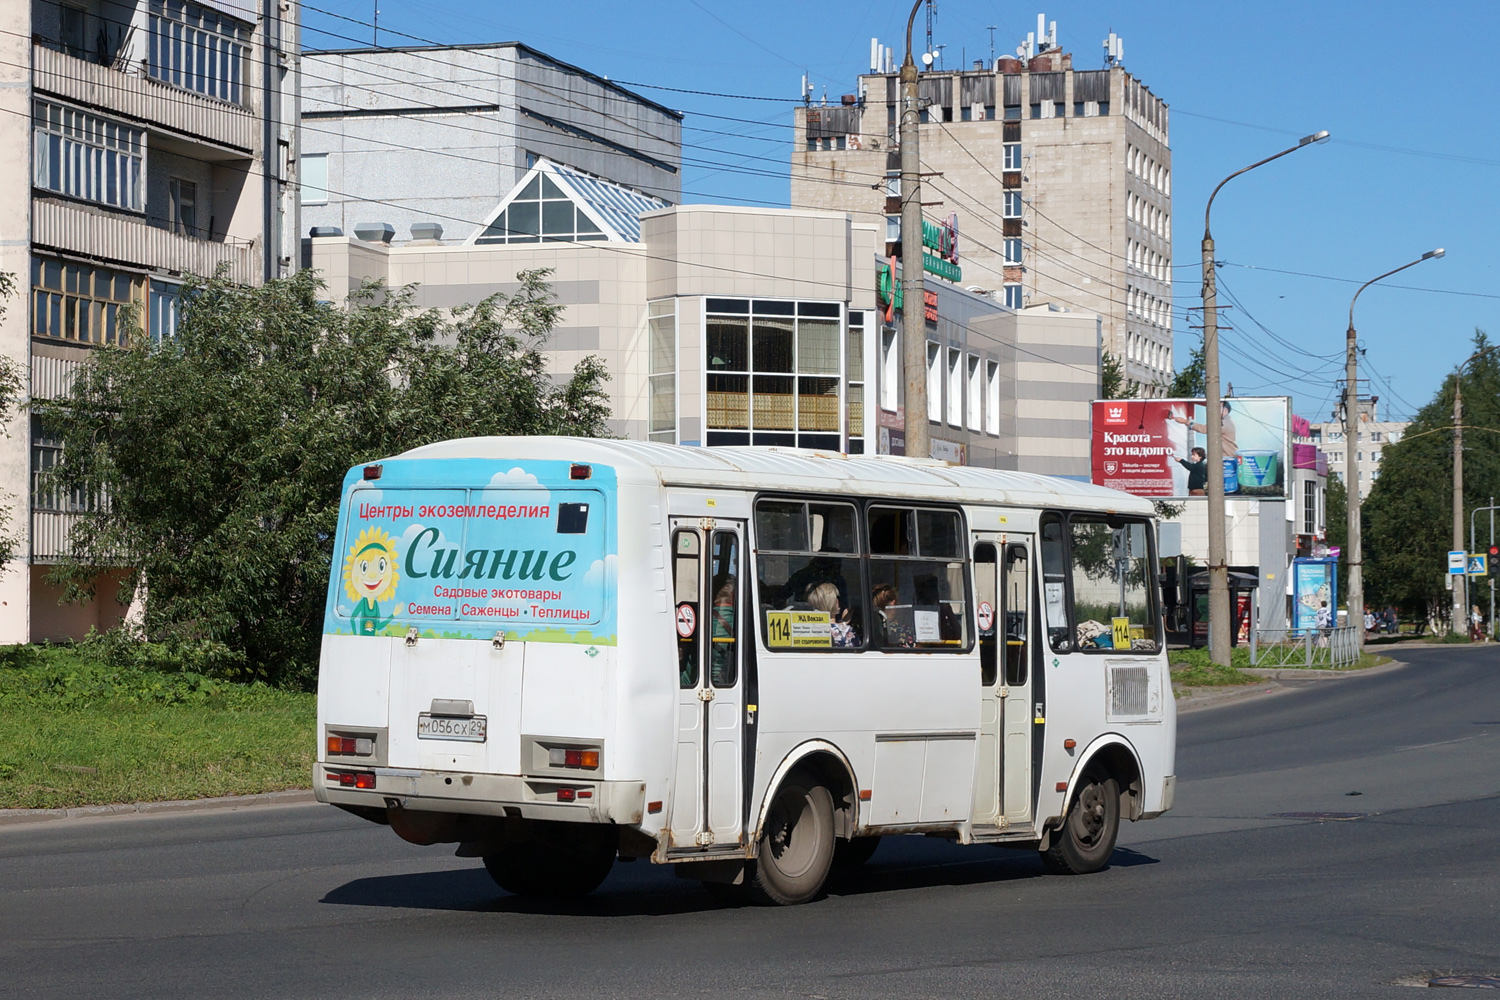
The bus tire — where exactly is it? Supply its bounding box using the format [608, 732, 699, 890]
[1041, 774, 1120, 875]
[482, 824, 616, 898]
[743, 779, 835, 905]
[832, 835, 882, 869]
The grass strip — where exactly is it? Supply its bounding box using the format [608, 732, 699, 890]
[0, 645, 314, 811]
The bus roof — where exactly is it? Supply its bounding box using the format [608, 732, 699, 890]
[391, 437, 1156, 516]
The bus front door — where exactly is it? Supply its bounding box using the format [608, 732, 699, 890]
[668, 519, 747, 851]
[972, 536, 1036, 833]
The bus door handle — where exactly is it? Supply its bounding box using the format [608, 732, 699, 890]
[698, 688, 716, 702]
[996, 686, 1009, 698]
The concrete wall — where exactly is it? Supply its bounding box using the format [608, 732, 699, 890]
[301, 45, 682, 244]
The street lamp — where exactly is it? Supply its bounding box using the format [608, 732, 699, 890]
[1201, 130, 1329, 667]
[1345, 249, 1444, 651]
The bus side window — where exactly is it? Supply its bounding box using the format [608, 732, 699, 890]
[975, 543, 997, 685]
[673, 530, 701, 687]
[1039, 513, 1071, 653]
[1067, 516, 1160, 653]
[869, 506, 970, 651]
[1004, 544, 1029, 685]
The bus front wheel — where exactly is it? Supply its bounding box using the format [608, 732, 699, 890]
[483, 823, 616, 898]
[1041, 774, 1120, 875]
[743, 779, 835, 905]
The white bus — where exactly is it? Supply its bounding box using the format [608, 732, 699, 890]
[317, 437, 1175, 905]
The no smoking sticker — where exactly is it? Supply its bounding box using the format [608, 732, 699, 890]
[977, 601, 995, 633]
[676, 603, 697, 639]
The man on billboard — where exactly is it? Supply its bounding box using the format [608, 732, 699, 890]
[1174, 401, 1240, 494]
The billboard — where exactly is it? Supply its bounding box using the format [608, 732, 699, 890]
[1092, 397, 1291, 499]
[1291, 558, 1338, 633]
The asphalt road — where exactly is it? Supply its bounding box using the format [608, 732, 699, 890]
[4, 646, 1499, 999]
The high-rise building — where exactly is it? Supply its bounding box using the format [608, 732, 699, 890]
[790, 16, 1171, 395]
[0, 0, 299, 643]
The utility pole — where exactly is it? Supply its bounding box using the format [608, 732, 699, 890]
[900, 0, 929, 460]
[1453, 380, 1465, 635]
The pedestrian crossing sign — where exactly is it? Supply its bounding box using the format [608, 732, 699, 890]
[1468, 554, 1488, 576]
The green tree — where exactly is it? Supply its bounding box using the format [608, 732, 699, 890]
[1163, 340, 1206, 398]
[0, 273, 28, 566]
[1365, 329, 1500, 626]
[44, 268, 611, 688]
[1324, 471, 1347, 604]
[1100, 350, 1131, 399]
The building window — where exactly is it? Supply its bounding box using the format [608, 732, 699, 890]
[1002, 191, 1023, 219]
[926, 342, 941, 423]
[476, 171, 608, 244]
[946, 348, 962, 427]
[885, 215, 900, 243]
[648, 299, 677, 444]
[32, 417, 99, 513]
[966, 354, 982, 432]
[149, 280, 181, 344]
[1003, 284, 1023, 309]
[1003, 143, 1022, 170]
[147, 0, 251, 104]
[847, 311, 865, 453]
[32, 100, 144, 212]
[32, 256, 141, 346]
[1003, 238, 1023, 265]
[985, 360, 1000, 435]
[168, 178, 197, 236]
[879, 326, 898, 412]
[704, 298, 844, 450]
[300, 153, 328, 205]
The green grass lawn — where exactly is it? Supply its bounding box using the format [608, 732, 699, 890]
[0, 645, 314, 810]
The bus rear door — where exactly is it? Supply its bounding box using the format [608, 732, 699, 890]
[667, 519, 747, 851]
[972, 536, 1037, 834]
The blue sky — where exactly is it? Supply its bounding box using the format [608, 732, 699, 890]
[301, 1, 1500, 423]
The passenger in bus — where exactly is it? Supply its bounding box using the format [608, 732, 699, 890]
[710, 579, 737, 685]
[805, 582, 858, 647]
[872, 584, 916, 648]
[777, 556, 849, 611]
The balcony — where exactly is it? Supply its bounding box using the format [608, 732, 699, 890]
[32, 42, 255, 155]
[32, 511, 84, 564]
[33, 198, 258, 285]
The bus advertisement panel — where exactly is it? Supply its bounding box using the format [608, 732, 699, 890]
[1091, 396, 1291, 499]
[323, 458, 617, 646]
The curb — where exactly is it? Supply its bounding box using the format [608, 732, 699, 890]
[0, 788, 316, 828]
[1243, 656, 1407, 682]
[1175, 681, 1284, 713]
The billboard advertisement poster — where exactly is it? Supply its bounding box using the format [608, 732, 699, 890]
[1291, 557, 1338, 633]
[1091, 397, 1291, 499]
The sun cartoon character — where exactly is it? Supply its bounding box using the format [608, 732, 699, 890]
[343, 527, 402, 636]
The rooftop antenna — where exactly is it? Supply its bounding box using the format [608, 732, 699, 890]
[986, 25, 997, 64]
[925, 0, 936, 61]
[1036, 13, 1045, 50]
[933, 42, 946, 70]
[801, 74, 813, 105]
[870, 37, 881, 73]
[373, 2, 379, 45]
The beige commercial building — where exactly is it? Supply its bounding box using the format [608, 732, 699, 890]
[1309, 400, 1407, 501]
[790, 23, 1171, 396]
[309, 158, 1101, 477]
[0, 0, 299, 643]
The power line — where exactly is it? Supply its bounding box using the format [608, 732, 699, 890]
[1220, 261, 1500, 302]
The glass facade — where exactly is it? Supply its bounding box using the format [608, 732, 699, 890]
[475, 173, 607, 244]
[704, 298, 845, 450]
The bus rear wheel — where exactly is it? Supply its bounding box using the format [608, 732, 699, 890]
[743, 779, 835, 905]
[483, 823, 617, 898]
[1041, 774, 1120, 875]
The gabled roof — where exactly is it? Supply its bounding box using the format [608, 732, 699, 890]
[467, 159, 669, 246]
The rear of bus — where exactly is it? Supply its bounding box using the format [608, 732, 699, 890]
[315, 449, 647, 890]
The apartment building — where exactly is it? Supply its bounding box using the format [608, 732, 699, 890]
[790, 17, 1171, 395]
[0, 0, 298, 642]
[299, 43, 682, 245]
[1309, 399, 1407, 501]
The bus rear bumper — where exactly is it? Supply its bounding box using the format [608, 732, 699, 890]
[315, 765, 646, 826]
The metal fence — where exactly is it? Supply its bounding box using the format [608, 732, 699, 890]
[1249, 626, 1360, 669]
